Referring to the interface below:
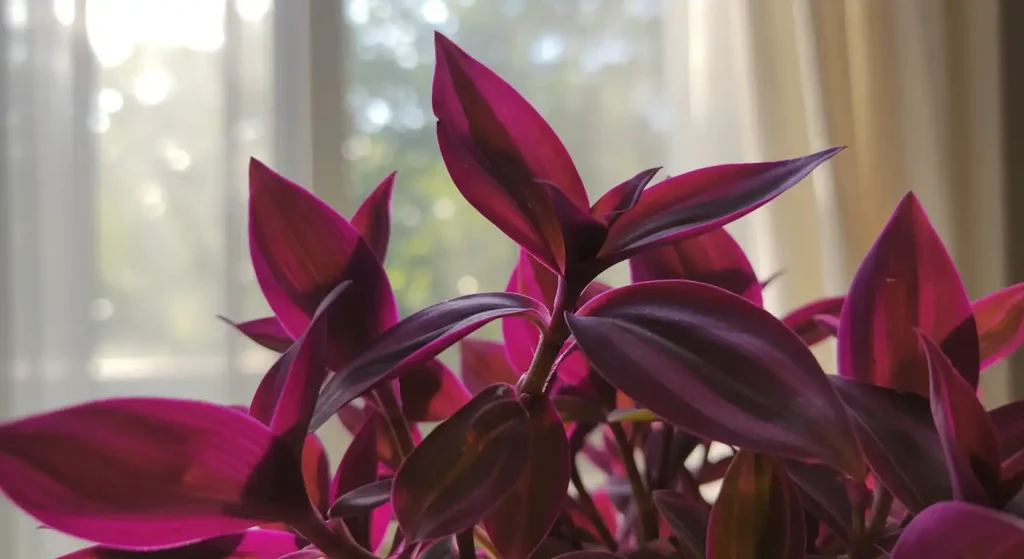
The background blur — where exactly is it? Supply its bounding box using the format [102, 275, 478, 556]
[0, 0, 1016, 556]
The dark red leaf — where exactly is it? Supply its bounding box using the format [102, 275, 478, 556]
[890, 502, 1024, 558]
[783, 461, 852, 541]
[248, 158, 397, 366]
[653, 490, 708, 559]
[392, 384, 531, 541]
[458, 338, 519, 395]
[0, 398, 308, 549]
[990, 400, 1024, 462]
[568, 281, 864, 478]
[484, 395, 570, 559]
[974, 282, 1024, 371]
[829, 376, 951, 512]
[598, 148, 841, 263]
[302, 434, 330, 514]
[706, 452, 805, 559]
[921, 333, 1001, 505]
[838, 192, 978, 397]
[629, 227, 762, 305]
[328, 479, 393, 518]
[400, 359, 471, 422]
[311, 292, 547, 431]
[219, 315, 293, 353]
[781, 297, 844, 347]
[331, 416, 380, 548]
[590, 168, 661, 226]
[57, 530, 307, 558]
[351, 171, 396, 263]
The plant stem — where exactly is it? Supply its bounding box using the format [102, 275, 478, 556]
[654, 425, 674, 490]
[610, 423, 657, 544]
[519, 279, 580, 397]
[456, 528, 476, 559]
[373, 385, 415, 457]
[570, 458, 618, 550]
[865, 485, 893, 541]
[473, 526, 500, 559]
[848, 485, 869, 559]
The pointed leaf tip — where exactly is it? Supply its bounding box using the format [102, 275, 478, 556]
[839, 191, 978, 398]
[352, 171, 396, 263]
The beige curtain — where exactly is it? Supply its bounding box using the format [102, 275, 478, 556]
[663, 0, 1010, 406]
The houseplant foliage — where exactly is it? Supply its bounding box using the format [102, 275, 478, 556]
[3, 33, 1024, 559]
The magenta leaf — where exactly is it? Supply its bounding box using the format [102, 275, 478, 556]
[392, 384, 532, 541]
[328, 479, 393, 518]
[351, 171, 396, 263]
[311, 292, 547, 431]
[433, 33, 588, 273]
[58, 530, 307, 558]
[484, 395, 570, 559]
[301, 434, 330, 515]
[890, 502, 1024, 558]
[568, 281, 864, 478]
[781, 296, 844, 346]
[706, 452, 806, 559]
[503, 249, 559, 374]
[458, 338, 519, 395]
[248, 158, 397, 366]
[652, 490, 708, 559]
[921, 333, 1001, 505]
[399, 358, 471, 422]
[974, 282, 1024, 370]
[829, 376, 951, 512]
[598, 148, 841, 263]
[838, 192, 978, 397]
[590, 168, 661, 226]
[629, 227, 762, 305]
[0, 398, 308, 549]
[220, 316, 293, 353]
[330, 416, 379, 549]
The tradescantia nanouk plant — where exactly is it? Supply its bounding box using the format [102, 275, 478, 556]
[4, 33, 1024, 559]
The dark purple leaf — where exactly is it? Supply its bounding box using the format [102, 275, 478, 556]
[552, 553, 621, 559]
[598, 148, 841, 263]
[568, 280, 864, 478]
[921, 333, 1000, 505]
[890, 502, 1024, 558]
[400, 359, 471, 422]
[351, 171, 396, 263]
[0, 398, 308, 549]
[392, 384, 531, 541]
[629, 227, 762, 305]
[590, 168, 661, 226]
[990, 400, 1024, 461]
[458, 338, 519, 395]
[311, 292, 547, 431]
[653, 489, 708, 559]
[974, 282, 1024, 370]
[219, 315, 293, 353]
[783, 461, 852, 541]
[248, 158, 397, 366]
[331, 416, 380, 548]
[781, 296, 844, 347]
[838, 192, 978, 397]
[484, 395, 570, 559]
[829, 376, 951, 512]
[57, 530, 307, 558]
[329, 479, 393, 518]
[706, 452, 805, 559]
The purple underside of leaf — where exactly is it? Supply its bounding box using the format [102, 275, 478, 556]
[652, 490, 708, 558]
[331, 414, 379, 548]
[781, 296, 844, 346]
[590, 168, 661, 226]
[890, 502, 1024, 558]
[568, 280, 864, 479]
[783, 460, 852, 541]
[920, 332, 1001, 506]
[0, 398, 309, 549]
[310, 292, 547, 432]
[248, 158, 397, 367]
[829, 375, 951, 512]
[628, 226, 762, 305]
[392, 384, 532, 541]
[329, 479, 393, 518]
[399, 358, 471, 422]
[596, 147, 842, 264]
[484, 395, 570, 559]
[459, 338, 519, 395]
[837, 191, 978, 398]
[57, 530, 308, 559]
[990, 400, 1024, 462]
[974, 282, 1024, 370]
[220, 315, 293, 353]
[706, 452, 805, 559]
[351, 171, 396, 264]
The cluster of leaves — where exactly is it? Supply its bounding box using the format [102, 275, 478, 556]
[4, 33, 1024, 559]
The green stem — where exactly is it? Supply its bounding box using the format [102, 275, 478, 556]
[610, 423, 657, 544]
[519, 279, 580, 397]
[570, 458, 618, 550]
